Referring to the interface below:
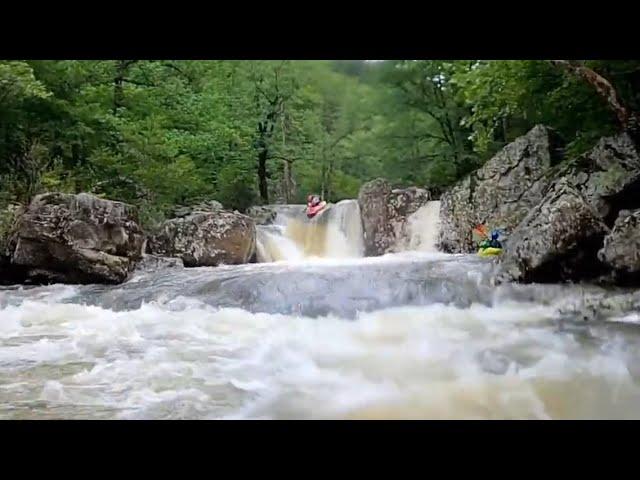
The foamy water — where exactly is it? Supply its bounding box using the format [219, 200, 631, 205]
[403, 201, 441, 252]
[1, 254, 640, 419]
[2, 200, 640, 419]
[256, 200, 364, 262]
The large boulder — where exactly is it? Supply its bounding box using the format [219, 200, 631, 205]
[357, 179, 431, 256]
[497, 180, 609, 283]
[11, 193, 145, 284]
[148, 211, 256, 267]
[358, 179, 394, 256]
[0, 204, 27, 285]
[558, 132, 640, 224]
[171, 200, 224, 218]
[439, 125, 562, 253]
[598, 209, 640, 281]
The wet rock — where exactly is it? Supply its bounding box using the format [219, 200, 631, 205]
[556, 289, 640, 322]
[358, 179, 431, 256]
[497, 180, 609, 283]
[477, 350, 513, 375]
[439, 125, 562, 253]
[135, 254, 184, 272]
[147, 211, 256, 267]
[598, 209, 640, 282]
[246, 205, 278, 225]
[11, 193, 145, 284]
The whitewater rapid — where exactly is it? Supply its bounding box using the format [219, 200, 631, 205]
[256, 200, 365, 262]
[2, 253, 640, 419]
[2, 199, 640, 419]
[255, 199, 442, 263]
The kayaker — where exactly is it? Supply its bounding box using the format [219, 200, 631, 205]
[306, 194, 326, 218]
[476, 226, 502, 252]
[307, 194, 321, 208]
[488, 230, 502, 249]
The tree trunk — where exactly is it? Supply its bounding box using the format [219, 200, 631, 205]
[113, 61, 127, 114]
[72, 143, 82, 193]
[280, 160, 290, 203]
[280, 113, 290, 203]
[550, 60, 638, 132]
[257, 147, 269, 204]
[326, 157, 334, 201]
[320, 150, 328, 200]
[113, 60, 139, 115]
[284, 159, 295, 203]
[501, 116, 509, 142]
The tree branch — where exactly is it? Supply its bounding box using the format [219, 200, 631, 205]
[254, 81, 277, 105]
[162, 62, 193, 82]
[550, 60, 634, 129]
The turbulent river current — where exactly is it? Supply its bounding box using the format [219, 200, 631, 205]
[1, 200, 640, 419]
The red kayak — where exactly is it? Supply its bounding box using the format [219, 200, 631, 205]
[306, 201, 327, 218]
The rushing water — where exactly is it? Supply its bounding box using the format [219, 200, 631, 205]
[256, 200, 365, 262]
[1, 201, 640, 419]
[1, 253, 640, 419]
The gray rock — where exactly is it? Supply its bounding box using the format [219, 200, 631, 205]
[148, 211, 256, 267]
[558, 133, 640, 222]
[0, 204, 26, 285]
[135, 254, 184, 272]
[497, 180, 609, 283]
[388, 187, 432, 250]
[246, 205, 278, 225]
[357, 179, 431, 256]
[0, 203, 23, 258]
[439, 125, 561, 253]
[598, 209, 640, 277]
[557, 288, 640, 322]
[477, 350, 513, 375]
[171, 200, 224, 218]
[358, 179, 394, 256]
[11, 193, 145, 284]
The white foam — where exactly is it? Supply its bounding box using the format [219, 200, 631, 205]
[402, 201, 441, 252]
[1, 295, 639, 419]
[255, 198, 443, 263]
[256, 200, 364, 262]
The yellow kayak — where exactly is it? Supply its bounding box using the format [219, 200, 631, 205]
[478, 247, 502, 257]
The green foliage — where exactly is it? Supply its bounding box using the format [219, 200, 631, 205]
[0, 59, 637, 226]
[453, 60, 620, 157]
[216, 162, 258, 212]
[0, 61, 50, 106]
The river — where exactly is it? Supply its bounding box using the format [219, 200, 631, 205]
[1, 201, 640, 419]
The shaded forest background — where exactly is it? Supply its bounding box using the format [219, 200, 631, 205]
[2, 60, 638, 226]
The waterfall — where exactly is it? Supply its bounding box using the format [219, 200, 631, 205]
[256, 200, 364, 261]
[399, 201, 441, 252]
[255, 198, 441, 262]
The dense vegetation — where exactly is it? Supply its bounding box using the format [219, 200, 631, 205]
[1, 60, 638, 226]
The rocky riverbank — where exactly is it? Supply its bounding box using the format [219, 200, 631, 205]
[0, 193, 257, 285]
[437, 125, 640, 285]
[2, 124, 639, 288]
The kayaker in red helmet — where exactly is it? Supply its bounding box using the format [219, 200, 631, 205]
[307, 194, 321, 207]
[306, 194, 326, 218]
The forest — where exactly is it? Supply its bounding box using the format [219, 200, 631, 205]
[1, 60, 638, 227]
